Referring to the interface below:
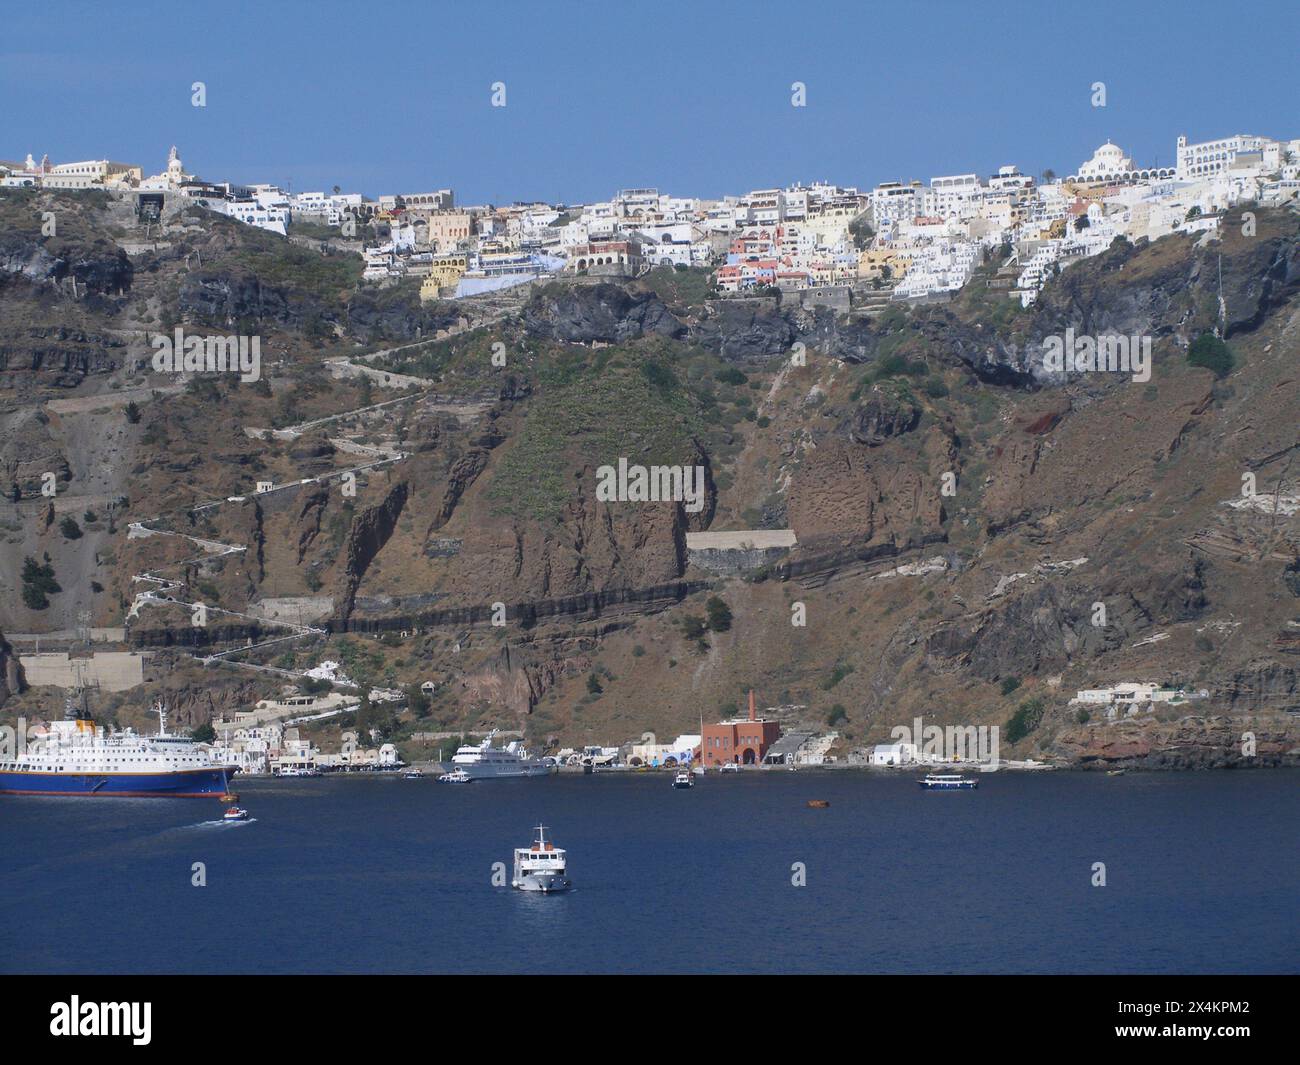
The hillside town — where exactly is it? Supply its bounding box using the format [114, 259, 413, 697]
[4, 131, 1298, 309]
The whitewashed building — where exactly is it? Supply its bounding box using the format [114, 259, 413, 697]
[871, 742, 917, 766]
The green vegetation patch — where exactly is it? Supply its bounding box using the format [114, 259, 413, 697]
[21, 555, 61, 610]
[637, 265, 715, 311]
[489, 353, 704, 522]
[1005, 696, 1046, 744]
[214, 222, 363, 300]
[1186, 331, 1235, 378]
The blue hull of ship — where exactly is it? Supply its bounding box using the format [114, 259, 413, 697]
[0, 767, 237, 797]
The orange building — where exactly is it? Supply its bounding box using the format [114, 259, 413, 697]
[702, 691, 781, 767]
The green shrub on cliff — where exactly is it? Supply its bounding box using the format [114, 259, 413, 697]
[705, 596, 732, 632]
[21, 555, 61, 610]
[1005, 697, 1046, 744]
[489, 357, 703, 523]
[1187, 332, 1235, 378]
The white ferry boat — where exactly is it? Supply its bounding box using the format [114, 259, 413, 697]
[917, 773, 979, 790]
[451, 731, 553, 779]
[0, 699, 238, 798]
[672, 768, 694, 788]
[511, 825, 571, 893]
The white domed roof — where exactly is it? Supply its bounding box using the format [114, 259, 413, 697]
[1078, 140, 1134, 177]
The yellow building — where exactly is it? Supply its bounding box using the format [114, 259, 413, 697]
[419, 252, 469, 301]
[857, 247, 910, 281]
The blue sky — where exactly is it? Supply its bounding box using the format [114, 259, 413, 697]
[3, 0, 1297, 205]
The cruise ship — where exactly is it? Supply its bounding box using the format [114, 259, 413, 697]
[0, 700, 238, 798]
[450, 730, 553, 779]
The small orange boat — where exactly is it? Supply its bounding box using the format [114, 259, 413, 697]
[807, 799, 830, 808]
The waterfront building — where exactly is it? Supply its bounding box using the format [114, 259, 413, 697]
[268, 729, 320, 774]
[702, 691, 782, 767]
[627, 734, 701, 767]
[870, 742, 917, 766]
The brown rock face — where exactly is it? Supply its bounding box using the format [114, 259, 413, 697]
[1, 408, 72, 498]
[286, 432, 337, 475]
[1052, 714, 1299, 769]
[0, 631, 24, 706]
[338, 479, 409, 619]
[787, 423, 953, 544]
[847, 386, 921, 446]
[456, 641, 593, 718]
[456, 489, 688, 605]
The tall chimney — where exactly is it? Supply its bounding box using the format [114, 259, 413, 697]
[748, 689, 756, 722]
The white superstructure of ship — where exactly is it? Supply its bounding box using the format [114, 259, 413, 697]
[451, 730, 553, 779]
[0, 698, 238, 797]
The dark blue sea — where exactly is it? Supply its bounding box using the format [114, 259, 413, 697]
[2, 769, 1296, 974]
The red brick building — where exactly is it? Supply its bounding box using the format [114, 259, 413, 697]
[702, 691, 781, 766]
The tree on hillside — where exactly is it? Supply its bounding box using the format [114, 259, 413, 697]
[705, 596, 733, 633]
[21, 555, 61, 610]
[1005, 697, 1046, 744]
[1187, 332, 1235, 378]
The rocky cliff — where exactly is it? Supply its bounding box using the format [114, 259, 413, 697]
[2, 192, 1297, 764]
